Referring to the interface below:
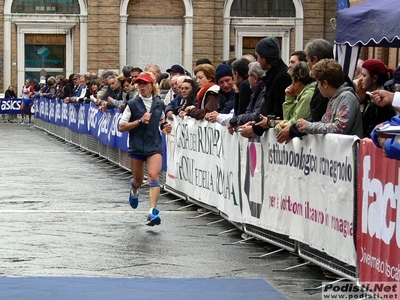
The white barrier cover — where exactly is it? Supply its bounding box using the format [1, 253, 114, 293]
[240, 131, 357, 265]
[165, 117, 242, 222]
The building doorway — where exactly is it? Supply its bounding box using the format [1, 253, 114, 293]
[25, 34, 65, 81]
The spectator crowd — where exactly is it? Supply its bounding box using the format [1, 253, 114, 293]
[5, 37, 400, 159]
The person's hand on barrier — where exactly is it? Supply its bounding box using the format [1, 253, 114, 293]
[163, 123, 172, 134]
[205, 111, 219, 123]
[377, 136, 388, 150]
[276, 124, 292, 144]
[296, 118, 308, 133]
[178, 110, 187, 118]
[167, 111, 174, 121]
[98, 100, 107, 112]
[255, 114, 271, 129]
[185, 105, 195, 112]
[118, 103, 126, 112]
[227, 123, 236, 135]
[374, 123, 393, 139]
[141, 112, 152, 124]
[238, 122, 254, 139]
[371, 90, 394, 107]
[107, 96, 115, 103]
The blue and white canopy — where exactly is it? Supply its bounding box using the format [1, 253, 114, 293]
[334, 0, 400, 78]
[335, 0, 400, 47]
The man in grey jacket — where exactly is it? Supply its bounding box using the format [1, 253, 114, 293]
[296, 59, 363, 138]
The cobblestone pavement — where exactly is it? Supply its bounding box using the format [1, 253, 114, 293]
[0, 119, 329, 299]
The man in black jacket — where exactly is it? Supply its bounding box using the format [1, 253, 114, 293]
[239, 36, 291, 138]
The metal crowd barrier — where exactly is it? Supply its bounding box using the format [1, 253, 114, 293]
[34, 117, 357, 283]
[35, 118, 162, 183]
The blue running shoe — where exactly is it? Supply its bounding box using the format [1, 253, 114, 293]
[128, 179, 139, 209]
[129, 189, 139, 209]
[146, 208, 161, 226]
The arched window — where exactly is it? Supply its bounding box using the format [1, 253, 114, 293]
[11, 0, 80, 14]
[230, 0, 295, 17]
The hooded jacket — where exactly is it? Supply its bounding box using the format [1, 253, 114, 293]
[304, 82, 363, 138]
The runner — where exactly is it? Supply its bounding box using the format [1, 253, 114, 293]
[119, 71, 172, 226]
[20, 79, 35, 125]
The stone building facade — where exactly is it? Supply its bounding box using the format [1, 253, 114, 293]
[0, 0, 338, 92]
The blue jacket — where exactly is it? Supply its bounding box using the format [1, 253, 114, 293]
[165, 95, 185, 115]
[127, 95, 164, 156]
[371, 115, 400, 160]
[235, 80, 265, 125]
[218, 89, 235, 114]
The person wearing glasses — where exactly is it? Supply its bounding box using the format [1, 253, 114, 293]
[226, 62, 265, 133]
[165, 75, 191, 120]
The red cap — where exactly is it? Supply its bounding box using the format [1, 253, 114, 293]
[135, 73, 155, 84]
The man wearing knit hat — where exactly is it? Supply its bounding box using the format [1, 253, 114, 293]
[239, 36, 291, 138]
[255, 36, 281, 69]
[214, 63, 235, 114]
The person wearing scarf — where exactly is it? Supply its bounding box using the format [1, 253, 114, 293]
[183, 63, 220, 120]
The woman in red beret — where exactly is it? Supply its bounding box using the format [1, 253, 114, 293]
[361, 59, 396, 137]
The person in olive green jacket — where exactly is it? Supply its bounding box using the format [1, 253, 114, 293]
[274, 61, 315, 134]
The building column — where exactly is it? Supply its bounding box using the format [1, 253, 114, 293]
[295, 19, 304, 51]
[3, 16, 12, 90]
[119, 15, 128, 70]
[282, 30, 291, 66]
[183, 15, 193, 73]
[79, 15, 88, 73]
[66, 29, 74, 76]
[16, 27, 25, 93]
[223, 17, 230, 61]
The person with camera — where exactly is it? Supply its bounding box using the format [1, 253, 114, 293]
[238, 36, 291, 139]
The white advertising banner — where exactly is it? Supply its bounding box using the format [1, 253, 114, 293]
[240, 131, 357, 265]
[165, 117, 242, 223]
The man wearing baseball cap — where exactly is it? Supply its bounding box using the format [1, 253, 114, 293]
[163, 64, 187, 106]
[384, 65, 400, 90]
[166, 64, 185, 77]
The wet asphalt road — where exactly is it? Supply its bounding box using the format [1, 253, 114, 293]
[0, 119, 328, 299]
